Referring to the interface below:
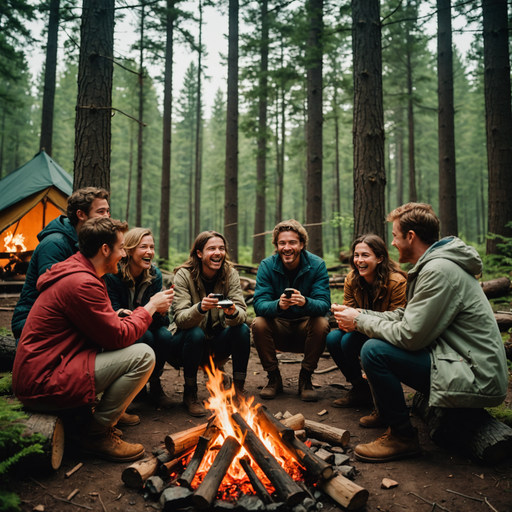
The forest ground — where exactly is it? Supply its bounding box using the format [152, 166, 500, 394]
[1, 304, 511, 512]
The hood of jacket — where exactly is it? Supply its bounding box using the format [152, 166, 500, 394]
[37, 252, 97, 293]
[37, 215, 78, 245]
[410, 236, 482, 279]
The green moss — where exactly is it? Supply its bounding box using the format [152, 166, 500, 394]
[486, 403, 512, 427]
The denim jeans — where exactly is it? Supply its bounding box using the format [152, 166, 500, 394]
[360, 338, 431, 432]
[325, 329, 369, 383]
[136, 327, 173, 379]
[171, 324, 251, 380]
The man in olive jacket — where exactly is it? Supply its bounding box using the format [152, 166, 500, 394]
[170, 230, 250, 417]
[252, 220, 331, 402]
[335, 203, 508, 463]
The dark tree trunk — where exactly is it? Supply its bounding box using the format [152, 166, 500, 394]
[395, 107, 404, 207]
[437, 0, 457, 237]
[194, 0, 203, 238]
[352, 0, 386, 239]
[482, 0, 512, 254]
[252, 0, 268, 264]
[73, 0, 114, 191]
[40, 0, 59, 157]
[480, 168, 486, 244]
[406, 44, 417, 202]
[126, 122, 134, 221]
[224, 0, 239, 261]
[159, 0, 176, 261]
[306, 0, 323, 257]
[136, 5, 145, 226]
[275, 42, 285, 224]
[333, 84, 342, 249]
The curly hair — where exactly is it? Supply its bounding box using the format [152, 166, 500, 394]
[118, 227, 154, 283]
[349, 234, 407, 310]
[67, 187, 109, 227]
[271, 219, 308, 249]
[387, 203, 440, 245]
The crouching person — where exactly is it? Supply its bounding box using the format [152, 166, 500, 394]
[12, 217, 174, 462]
[170, 231, 251, 417]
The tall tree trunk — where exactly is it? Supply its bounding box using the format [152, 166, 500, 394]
[159, 0, 175, 261]
[135, 5, 145, 226]
[275, 41, 285, 224]
[406, 44, 417, 202]
[274, 97, 281, 224]
[73, 0, 114, 191]
[352, 0, 386, 239]
[437, 0, 457, 237]
[252, 0, 268, 264]
[40, 0, 59, 156]
[482, 0, 512, 254]
[480, 168, 486, 244]
[333, 83, 342, 249]
[306, 0, 323, 256]
[194, 0, 203, 237]
[224, 0, 239, 261]
[396, 107, 404, 207]
[126, 122, 134, 221]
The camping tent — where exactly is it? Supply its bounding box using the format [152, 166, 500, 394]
[0, 150, 73, 265]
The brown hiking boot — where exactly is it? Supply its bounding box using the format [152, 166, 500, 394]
[80, 421, 145, 462]
[332, 381, 373, 408]
[116, 411, 140, 427]
[260, 370, 283, 399]
[354, 427, 421, 463]
[148, 378, 174, 409]
[298, 369, 318, 402]
[183, 384, 206, 417]
[359, 409, 386, 428]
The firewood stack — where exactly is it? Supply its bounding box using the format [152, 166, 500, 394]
[121, 409, 369, 511]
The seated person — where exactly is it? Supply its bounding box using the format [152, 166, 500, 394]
[12, 187, 110, 339]
[104, 227, 174, 409]
[335, 203, 508, 462]
[327, 234, 406, 422]
[252, 220, 331, 402]
[12, 217, 174, 462]
[170, 231, 250, 418]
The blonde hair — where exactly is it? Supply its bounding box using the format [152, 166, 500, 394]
[119, 227, 154, 283]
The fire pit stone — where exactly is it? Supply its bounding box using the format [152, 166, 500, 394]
[159, 485, 193, 511]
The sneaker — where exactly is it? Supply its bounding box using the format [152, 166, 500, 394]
[260, 370, 283, 400]
[80, 425, 145, 462]
[332, 381, 373, 408]
[359, 409, 386, 428]
[116, 411, 140, 427]
[354, 427, 421, 463]
[148, 378, 174, 409]
[298, 369, 318, 402]
[183, 384, 206, 417]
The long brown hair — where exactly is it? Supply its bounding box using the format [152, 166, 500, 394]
[349, 234, 406, 309]
[174, 231, 232, 284]
[119, 227, 154, 283]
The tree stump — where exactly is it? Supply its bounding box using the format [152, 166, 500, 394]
[412, 392, 512, 464]
[0, 334, 16, 371]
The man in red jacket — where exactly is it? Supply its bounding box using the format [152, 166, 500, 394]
[12, 217, 174, 462]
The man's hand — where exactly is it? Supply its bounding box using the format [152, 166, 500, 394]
[334, 306, 360, 332]
[201, 293, 221, 312]
[147, 288, 174, 315]
[279, 289, 306, 310]
[117, 308, 132, 317]
[218, 301, 236, 316]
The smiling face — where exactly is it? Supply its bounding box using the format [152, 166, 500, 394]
[391, 219, 414, 263]
[353, 242, 383, 284]
[129, 234, 155, 276]
[104, 231, 126, 275]
[197, 236, 226, 279]
[276, 230, 304, 271]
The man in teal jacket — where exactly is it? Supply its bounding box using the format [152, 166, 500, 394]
[335, 203, 508, 463]
[252, 220, 331, 402]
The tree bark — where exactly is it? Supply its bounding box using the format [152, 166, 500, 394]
[395, 106, 404, 207]
[333, 79, 342, 249]
[40, 0, 60, 157]
[406, 37, 417, 202]
[252, 0, 268, 264]
[136, 5, 145, 226]
[352, 0, 386, 239]
[437, 0, 458, 237]
[224, 0, 239, 262]
[306, 0, 323, 256]
[73, 0, 114, 191]
[482, 0, 512, 254]
[159, 0, 175, 261]
[194, 0, 203, 238]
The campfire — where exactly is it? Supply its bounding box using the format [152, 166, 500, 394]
[122, 364, 369, 511]
[3, 231, 27, 253]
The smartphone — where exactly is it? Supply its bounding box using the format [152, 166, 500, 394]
[284, 288, 294, 299]
[210, 293, 224, 300]
[218, 299, 234, 308]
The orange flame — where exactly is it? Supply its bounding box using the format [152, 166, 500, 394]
[3, 231, 27, 253]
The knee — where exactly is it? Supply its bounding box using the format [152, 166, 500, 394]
[310, 316, 330, 336]
[251, 317, 271, 339]
[232, 323, 250, 344]
[184, 326, 206, 347]
[129, 343, 156, 373]
[326, 329, 342, 352]
[360, 338, 385, 369]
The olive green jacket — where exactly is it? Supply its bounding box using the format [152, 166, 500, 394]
[170, 266, 247, 337]
[355, 237, 508, 409]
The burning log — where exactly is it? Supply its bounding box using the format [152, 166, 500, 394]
[122, 457, 159, 489]
[319, 473, 369, 510]
[255, 406, 333, 481]
[304, 420, 350, 447]
[159, 449, 193, 478]
[178, 435, 216, 488]
[231, 412, 307, 507]
[239, 456, 273, 505]
[192, 436, 241, 510]
[281, 413, 305, 431]
[164, 421, 209, 458]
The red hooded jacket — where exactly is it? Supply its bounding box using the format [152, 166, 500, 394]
[12, 253, 153, 408]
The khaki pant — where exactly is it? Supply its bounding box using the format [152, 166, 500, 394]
[252, 316, 329, 374]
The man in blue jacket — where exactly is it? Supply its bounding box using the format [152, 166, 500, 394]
[252, 220, 331, 402]
[12, 187, 110, 339]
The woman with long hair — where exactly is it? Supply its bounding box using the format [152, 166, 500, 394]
[327, 234, 407, 426]
[104, 228, 174, 409]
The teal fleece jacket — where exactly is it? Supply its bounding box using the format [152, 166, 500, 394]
[253, 250, 331, 319]
[355, 237, 508, 409]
